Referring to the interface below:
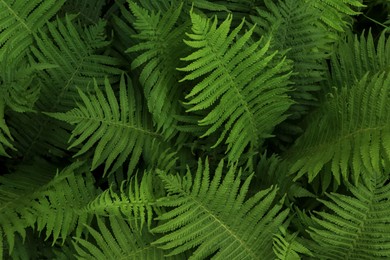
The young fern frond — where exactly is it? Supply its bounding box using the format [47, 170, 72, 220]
[46, 74, 165, 176]
[152, 159, 289, 259]
[73, 216, 184, 260]
[308, 171, 390, 259]
[179, 11, 293, 163]
[287, 71, 390, 184]
[126, 2, 188, 139]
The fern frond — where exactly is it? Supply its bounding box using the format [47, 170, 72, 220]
[152, 159, 289, 259]
[7, 15, 122, 160]
[0, 0, 65, 61]
[0, 98, 15, 157]
[0, 160, 96, 254]
[287, 71, 390, 184]
[35, 161, 98, 245]
[126, 2, 188, 139]
[73, 216, 183, 260]
[83, 171, 162, 231]
[250, 0, 332, 147]
[46, 74, 164, 176]
[0, 159, 55, 254]
[31, 15, 122, 112]
[329, 30, 390, 88]
[308, 171, 390, 259]
[305, 0, 365, 32]
[273, 226, 313, 260]
[179, 11, 293, 163]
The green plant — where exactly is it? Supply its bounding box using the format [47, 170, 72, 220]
[1, 0, 389, 259]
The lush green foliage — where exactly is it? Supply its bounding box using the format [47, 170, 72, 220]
[0, 0, 389, 259]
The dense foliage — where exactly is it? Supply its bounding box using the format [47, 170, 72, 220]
[0, 0, 389, 259]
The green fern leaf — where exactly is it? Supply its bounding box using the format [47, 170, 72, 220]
[273, 226, 313, 260]
[287, 71, 390, 184]
[83, 171, 162, 231]
[250, 0, 332, 146]
[0, 160, 96, 254]
[46, 74, 164, 176]
[308, 171, 390, 259]
[73, 216, 183, 260]
[152, 159, 289, 259]
[126, 2, 188, 139]
[304, 0, 365, 32]
[329, 30, 390, 89]
[0, 98, 15, 157]
[35, 161, 98, 245]
[7, 15, 122, 160]
[0, 0, 65, 61]
[179, 11, 293, 162]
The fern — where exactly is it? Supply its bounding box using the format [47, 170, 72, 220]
[0, 160, 97, 255]
[152, 159, 289, 259]
[126, 2, 188, 139]
[308, 171, 390, 259]
[73, 216, 184, 260]
[305, 0, 365, 32]
[83, 170, 162, 231]
[46, 74, 165, 176]
[179, 11, 293, 162]
[287, 70, 390, 184]
[6, 14, 122, 160]
[1, 1, 390, 259]
[329, 30, 390, 88]
[0, 0, 65, 61]
[272, 226, 313, 260]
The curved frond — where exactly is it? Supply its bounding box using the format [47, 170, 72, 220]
[126, 2, 188, 139]
[46, 74, 165, 176]
[152, 159, 289, 259]
[73, 216, 183, 260]
[179, 11, 293, 162]
[287, 71, 390, 184]
[308, 171, 390, 259]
